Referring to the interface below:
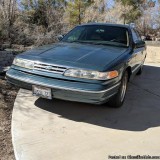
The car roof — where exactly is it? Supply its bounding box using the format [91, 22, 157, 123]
[78, 23, 131, 29]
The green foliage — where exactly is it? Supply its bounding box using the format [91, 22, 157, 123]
[117, 0, 155, 24]
[117, 0, 142, 24]
[66, 0, 93, 26]
[0, 0, 158, 47]
[21, 0, 67, 28]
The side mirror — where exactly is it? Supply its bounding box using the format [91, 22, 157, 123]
[141, 36, 146, 41]
[133, 40, 145, 49]
[57, 35, 64, 41]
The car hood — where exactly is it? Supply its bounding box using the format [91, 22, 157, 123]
[19, 42, 128, 71]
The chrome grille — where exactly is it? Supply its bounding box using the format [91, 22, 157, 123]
[34, 62, 67, 74]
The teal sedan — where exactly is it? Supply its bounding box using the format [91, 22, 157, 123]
[6, 23, 146, 107]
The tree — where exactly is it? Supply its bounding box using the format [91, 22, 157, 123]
[83, 0, 106, 23]
[116, 0, 142, 24]
[18, 0, 68, 46]
[0, 0, 17, 43]
[66, 0, 93, 27]
[105, 1, 133, 24]
[157, 5, 160, 29]
[134, 0, 156, 35]
[21, 0, 67, 28]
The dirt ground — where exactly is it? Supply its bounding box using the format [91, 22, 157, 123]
[0, 76, 18, 160]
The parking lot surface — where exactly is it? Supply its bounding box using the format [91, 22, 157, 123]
[12, 63, 160, 160]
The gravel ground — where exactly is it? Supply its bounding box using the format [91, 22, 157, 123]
[0, 76, 19, 160]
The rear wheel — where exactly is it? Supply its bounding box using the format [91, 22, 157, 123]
[107, 71, 128, 108]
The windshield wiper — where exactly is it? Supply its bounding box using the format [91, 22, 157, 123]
[92, 42, 127, 47]
[66, 40, 95, 44]
[64, 40, 127, 47]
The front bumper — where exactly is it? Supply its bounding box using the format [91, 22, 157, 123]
[6, 68, 120, 104]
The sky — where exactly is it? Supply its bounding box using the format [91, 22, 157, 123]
[106, 0, 115, 8]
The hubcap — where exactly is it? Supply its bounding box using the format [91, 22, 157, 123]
[120, 74, 128, 102]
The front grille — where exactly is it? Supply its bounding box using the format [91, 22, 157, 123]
[34, 62, 67, 74]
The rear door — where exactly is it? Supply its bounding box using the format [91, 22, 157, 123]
[131, 29, 145, 72]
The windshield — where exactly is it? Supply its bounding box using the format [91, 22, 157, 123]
[62, 25, 129, 47]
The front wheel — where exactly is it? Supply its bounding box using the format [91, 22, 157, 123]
[107, 71, 128, 108]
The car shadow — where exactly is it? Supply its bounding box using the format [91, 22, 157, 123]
[35, 65, 160, 132]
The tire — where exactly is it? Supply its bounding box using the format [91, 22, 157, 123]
[107, 71, 128, 108]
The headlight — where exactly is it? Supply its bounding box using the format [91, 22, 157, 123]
[13, 58, 34, 69]
[64, 69, 118, 80]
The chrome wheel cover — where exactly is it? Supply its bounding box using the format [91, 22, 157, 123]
[120, 74, 128, 102]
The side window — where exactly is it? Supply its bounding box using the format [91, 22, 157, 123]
[67, 28, 85, 41]
[131, 29, 141, 42]
[135, 30, 142, 41]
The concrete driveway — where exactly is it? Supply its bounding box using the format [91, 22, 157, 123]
[12, 63, 160, 160]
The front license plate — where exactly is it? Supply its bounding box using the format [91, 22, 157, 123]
[32, 85, 52, 99]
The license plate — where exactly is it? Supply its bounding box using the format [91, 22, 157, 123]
[32, 85, 52, 99]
